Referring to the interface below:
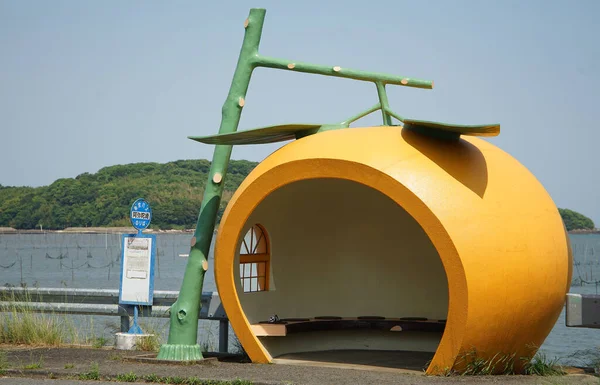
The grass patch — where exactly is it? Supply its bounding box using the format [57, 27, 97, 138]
[0, 291, 115, 347]
[523, 352, 565, 376]
[141, 375, 253, 384]
[64, 363, 75, 369]
[116, 371, 138, 382]
[23, 362, 42, 369]
[0, 303, 65, 346]
[458, 349, 517, 375]
[92, 335, 108, 348]
[432, 348, 565, 376]
[135, 316, 166, 352]
[163, 377, 185, 384]
[78, 362, 100, 380]
[144, 373, 161, 382]
[21, 353, 44, 370]
[0, 351, 8, 375]
[108, 352, 123, 361]
[0, 291, 98, 346]
[136, 334, 160, 352]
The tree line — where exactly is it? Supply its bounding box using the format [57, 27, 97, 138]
[0, 160, 595, 232]
[558, 208, 595, 231]
[0, 159, 257, 230]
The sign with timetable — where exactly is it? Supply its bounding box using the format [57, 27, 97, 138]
[119, 233, 156, 305]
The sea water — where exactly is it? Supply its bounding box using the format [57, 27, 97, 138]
[0, 232, 599, 363]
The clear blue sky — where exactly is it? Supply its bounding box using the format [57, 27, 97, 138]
[1, 0, 599, 223]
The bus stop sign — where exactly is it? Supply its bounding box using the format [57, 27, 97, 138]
[130, 198, 152, 230]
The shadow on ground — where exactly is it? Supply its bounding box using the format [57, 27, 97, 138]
[275, 349, 432, 372]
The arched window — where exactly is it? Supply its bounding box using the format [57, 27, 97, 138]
[239, 224, 270, 293]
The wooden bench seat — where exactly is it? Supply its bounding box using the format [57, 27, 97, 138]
[251, 316, 446, 337]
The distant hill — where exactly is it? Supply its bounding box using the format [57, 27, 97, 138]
[558, 208, 595, 232]
[0, 159, 257, 230]
[0, 162, 594, 232]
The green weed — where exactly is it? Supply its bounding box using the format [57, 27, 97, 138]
[135, 334, 160, 352]
[459, 350, 517, 375]
[108, 352, 123, 361]
[165, 376, 185, 384]
[0, 302, 64, 345]
[0, 351, 8, 375]
[523, 352, 565, 376]
[92, 335, 108, 348]
[434, 348, 565, 376]
[22, 353, 44, 370]
[135, 316, 166, 352]
[144, 373, 161, 382]
[139, 375, 253, 385]
[116, 371, 138, 382]
[0, 291, 98, 346]
[78, 362, 100, 380]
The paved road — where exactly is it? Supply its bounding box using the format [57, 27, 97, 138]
[2, 346, 599, 385]
[1, 380, 123, 385]
[3, 374, 600, 385]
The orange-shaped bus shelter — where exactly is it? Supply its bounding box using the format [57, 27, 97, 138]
[214, 126, 572, 374]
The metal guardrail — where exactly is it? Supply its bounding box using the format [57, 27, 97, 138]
[566, 293, 600, 329]
[0, 287, 229, 353]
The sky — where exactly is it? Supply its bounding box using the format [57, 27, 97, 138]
[1, 0, 599, 223]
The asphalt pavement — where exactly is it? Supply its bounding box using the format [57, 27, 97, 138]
[1, 346, 599, 385]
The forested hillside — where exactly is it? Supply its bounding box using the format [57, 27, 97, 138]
[0, 160, 595, 232]
[0, 160, 257, 230]
[558, 208, 595, 231]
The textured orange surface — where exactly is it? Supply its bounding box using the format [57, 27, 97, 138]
[214, 126, 572, 374]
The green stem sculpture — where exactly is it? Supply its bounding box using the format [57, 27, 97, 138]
[157, 8, 268, 361]
[159, 7, 436, 361]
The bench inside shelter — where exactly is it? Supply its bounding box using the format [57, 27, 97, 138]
[251, 316, 446, 337]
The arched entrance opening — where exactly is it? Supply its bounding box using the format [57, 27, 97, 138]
[233, 178, 449, 366]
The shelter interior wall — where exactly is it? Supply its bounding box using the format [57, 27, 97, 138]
[234, 178, 448, 354]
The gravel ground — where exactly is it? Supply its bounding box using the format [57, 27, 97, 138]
[1, 346, 598, 385]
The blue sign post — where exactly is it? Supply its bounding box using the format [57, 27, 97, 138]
[130, 198, 152, 233]
[118, 198, 156, 335]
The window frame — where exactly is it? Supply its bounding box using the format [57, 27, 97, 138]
[239, 224, 270, 293]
